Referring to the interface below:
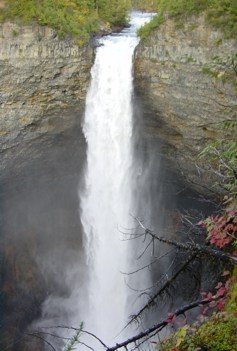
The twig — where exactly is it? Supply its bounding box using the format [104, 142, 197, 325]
[126, 253, 196, 327]
[105, 296, 222, 351]
[25, 333, 57, 351]
[135, 218, 237, 266]
[40, 326, 109, 349]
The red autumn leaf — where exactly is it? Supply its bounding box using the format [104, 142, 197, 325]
[168, 313, 176, 321]
[225, 278, 232, 289]
[222, 270, 230, 276]
[217, 287, 226, 297]
[217, 216, 224, 223]
[215, 282, 223, 289]
[217, 298, 225, 311]
[227, 210, 236, 217]
[166, 312, 176, 323]
[210, 237, 216, 245]
[207, 292, 213, 299]
[197, 220, 203, 226]
[209, 300, 216, 308]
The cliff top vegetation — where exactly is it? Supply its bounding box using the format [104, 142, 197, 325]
[131, 0, 158, 12]
[0, 0, 132, 45]
[138, 0, 237, 40]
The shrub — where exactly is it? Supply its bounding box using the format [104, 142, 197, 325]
[137, 13, 165, 41]
[137, 1, 237, 39]
[0, 0, 132, 44]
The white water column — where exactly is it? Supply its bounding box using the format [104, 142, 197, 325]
[79, 12, 155, 346]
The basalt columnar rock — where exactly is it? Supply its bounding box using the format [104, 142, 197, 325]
[134, 16, 237, 194]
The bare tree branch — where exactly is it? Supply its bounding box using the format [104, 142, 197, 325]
[121, 249, 174, 276]
[126, 253, 197, 328]
[78, 341, 95, 351]
[40, 326, 109, 349]
[29, 330, 71, 340]
[25, 332, 57, 351]
[105, 295, 223, 351]
[135, 218, 237, 266]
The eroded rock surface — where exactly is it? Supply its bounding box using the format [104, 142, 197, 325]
[134, 16, 237, 194]
[0, 21, 94, 179]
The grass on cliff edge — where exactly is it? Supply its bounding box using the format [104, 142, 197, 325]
[0, 0, 131, 45]
[138, 0, 237, 41]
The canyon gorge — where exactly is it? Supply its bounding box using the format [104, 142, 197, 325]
[0, 11, 236, 351]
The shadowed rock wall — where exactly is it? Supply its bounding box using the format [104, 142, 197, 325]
[0, 22, 94, 350]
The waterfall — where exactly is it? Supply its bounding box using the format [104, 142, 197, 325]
[79, 12, 155, 347]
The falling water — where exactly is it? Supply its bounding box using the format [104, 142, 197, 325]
[79, 12, 155, 347]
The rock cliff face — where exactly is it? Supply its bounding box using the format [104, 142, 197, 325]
[134, 16, 237, 194]
[0, 21, 94, 179]
[0, 22, 94, 351]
